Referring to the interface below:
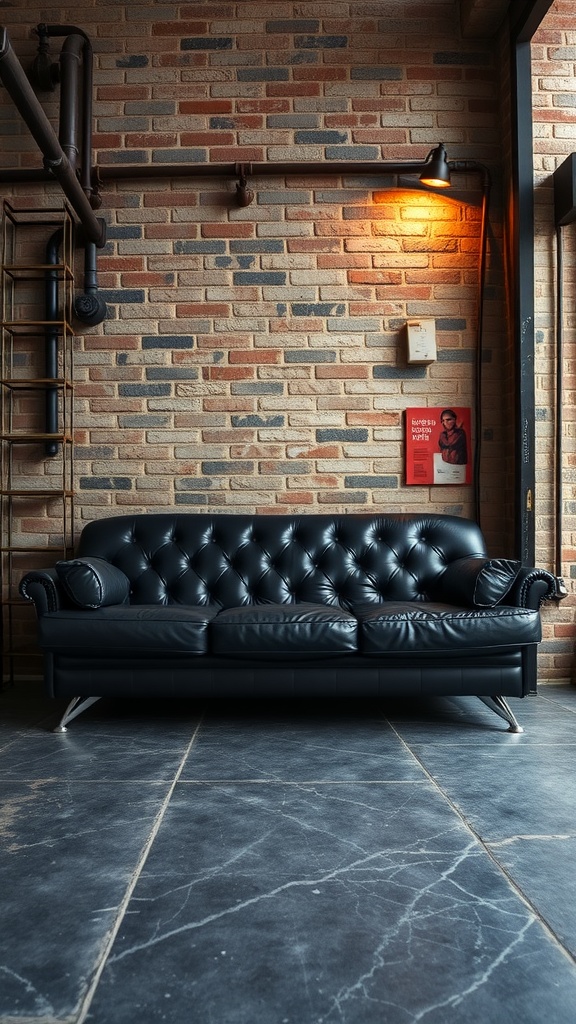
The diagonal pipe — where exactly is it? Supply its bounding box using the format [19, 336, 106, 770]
[0, 25, 105, 247]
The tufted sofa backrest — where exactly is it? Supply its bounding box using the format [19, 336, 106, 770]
[76, 513, 488, 609]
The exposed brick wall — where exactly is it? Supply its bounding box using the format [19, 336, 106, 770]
[532, 0, 576, 682]
[1, 1, 521, 674]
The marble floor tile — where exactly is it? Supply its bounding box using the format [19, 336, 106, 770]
[0, 779, 172, 1020]
[485, 835, 576, 958]
[85, 781, 576, 1024]
[0, 702, 203, 783]
[407, 744, 576, 838]
[182, 702, 425, 783]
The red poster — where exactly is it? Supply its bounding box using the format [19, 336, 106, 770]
[405, 407, 472, 485]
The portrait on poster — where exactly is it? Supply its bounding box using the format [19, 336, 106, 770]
[405, 407, 472, 485]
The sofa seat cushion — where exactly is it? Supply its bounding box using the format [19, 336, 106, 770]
[38, 604, 220, 655]
[209, 602, 358, 659]
[353, 601, 541, 655]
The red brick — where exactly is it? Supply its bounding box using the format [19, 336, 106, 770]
[152, 21, 207, 34]
[229, 350, 281, 364]
[179, 100, 233, 114]
[176, 303, 231, 316]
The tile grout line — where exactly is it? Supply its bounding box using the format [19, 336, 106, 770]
[74, 714, 205, 1024]
[386, 716, 576, 968]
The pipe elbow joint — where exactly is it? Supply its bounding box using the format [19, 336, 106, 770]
[73, 291, 107, 326]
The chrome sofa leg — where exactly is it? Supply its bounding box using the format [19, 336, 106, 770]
[479, 695, 524, 733]
[53, 696, 101, 732]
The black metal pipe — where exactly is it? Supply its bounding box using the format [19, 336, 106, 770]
[57, 36, 82, 170]
[447, 160, 492, 529]
[555, 225, 565, 584]
[0, 25, 105, 247]
[74, 241, 107, 325]
[92, 156, 441, 188]
[38, 24, 95, 200]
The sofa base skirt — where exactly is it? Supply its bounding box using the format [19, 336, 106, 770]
[42, 647, 531, 702]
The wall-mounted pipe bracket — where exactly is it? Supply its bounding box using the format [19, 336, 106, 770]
[235, 163, 254, 207]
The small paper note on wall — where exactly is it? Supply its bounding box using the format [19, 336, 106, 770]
[405, 407, 472, 485]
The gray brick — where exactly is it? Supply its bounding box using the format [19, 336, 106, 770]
[351, 67, 403, 80]
[295, 35, 347, 48]
[105, 226, 142, 239]
[101, 289, 145, 304]
[153, 149, 206, 163]
[106, 150, 148, 164]
[326, 145, 380, 160]
[181, 37, 233, 50]
[437, 350, 474, 363]
[230, 240, 285, 253]
[142, 336, 194, 349]
[316, 429, 369, 442]
[436, 318, 467, 330]
[284, 350, 336, 363]
[231, 415, 285, 427]
[175, 493, 210, 505]
[267, 114, 319, 128]
[118, 384, 171, 397]
[175, 240, 227, 254]
[80, 477, 132, 490]
[175, 478, 213, 490]
[75, 446, 114, 458]
[146, 368, 199, 380]
[116, 55, 148, 68]
[119, 415, 170, 428]
[232, 272, 287, 285]
[345, 475, 397, 488]
[266, 20, 319, 32]
[373, 366, 427, 379]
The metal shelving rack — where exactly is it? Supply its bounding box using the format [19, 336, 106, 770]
[1, 200, 75, 685]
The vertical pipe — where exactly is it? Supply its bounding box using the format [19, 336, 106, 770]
[555, 226, 564, 582]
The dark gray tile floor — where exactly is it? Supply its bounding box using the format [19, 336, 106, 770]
[1, 683, 576, 1023]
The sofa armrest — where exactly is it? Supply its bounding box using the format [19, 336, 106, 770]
[20, 569, 68, 615]
[504, 566, 559, 610]
[433, 556, 559, 610]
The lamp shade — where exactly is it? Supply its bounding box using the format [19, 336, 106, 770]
[419, 143, 451, 188]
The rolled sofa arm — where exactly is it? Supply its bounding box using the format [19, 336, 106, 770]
[20, 557, 131, 613]
[20, 569, 67, 615]
[505, 566, 560, 610]
[433, 556, 559, 610]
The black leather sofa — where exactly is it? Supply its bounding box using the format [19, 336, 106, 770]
[19, 512, 557, 733]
